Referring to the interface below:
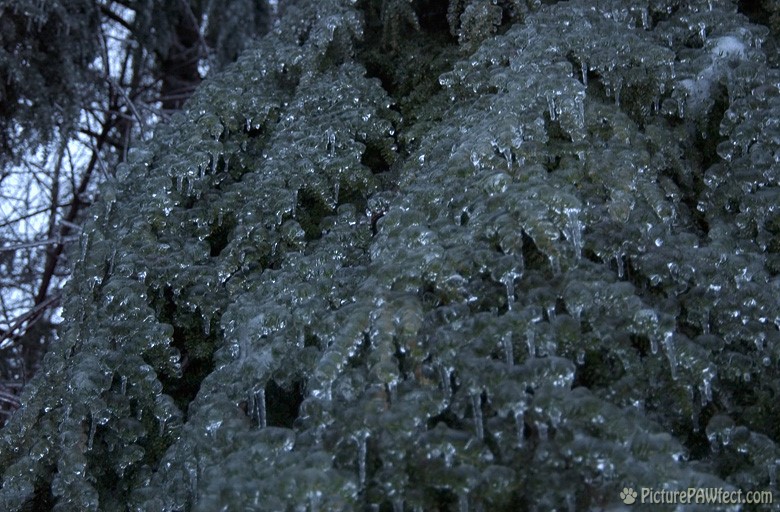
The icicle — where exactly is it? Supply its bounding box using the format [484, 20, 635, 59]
[439, 366, 452, 397]
[253, 387, 266, 428]
[546, 93, 557, 121]
[203, 315, 211, 336]
[526, 330, 535, 359]
[501, 272, 516, 310]
[689, 386, 700, 431]
[470, 151, 481, 169]
[309, 492, 321, 512]
[472, 393, 483, 440]
[514, 406, 525, 447]
[563, 207, 583, 259]
[356, 432, 369, 487]
[581, 62, 588, 86]
[458, 492, 469, 512]
[502, 332, 514, 366]
[536, 421, 548, 440]
[502, 147, 512, 169]
[334, 182, 340, 205]
[88, 414, 97, 450]
[326, 127, 336, 156]
[662, 332, 676, 379]
[120, 375, 127, 395]
[392, 498, 404, 512]
[548, 255, 561, 275]
[108, 248, 117, 275]
[615, 252, 625, 279]
[186, 459, 198, 498]
[159, 417, 166, 437]
[614, 78, 623, 107]
[700, 367, 714, 405]
[387, 380, 397, 404]
[574, 95, 585, 133]
[80, 232, 90, 260]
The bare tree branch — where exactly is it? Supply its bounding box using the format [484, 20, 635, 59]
[0, 390, 21, 408]
[33, 118, 112, 308]
[99, 4, 134, 32]
[0, 294, 60, 349]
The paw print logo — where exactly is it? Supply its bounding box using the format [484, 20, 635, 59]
[620, 487, 638, 505]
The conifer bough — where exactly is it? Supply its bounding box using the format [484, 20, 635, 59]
[2, 0, 780, 510]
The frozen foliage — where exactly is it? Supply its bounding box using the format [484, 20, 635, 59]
[0, 0, 100, 161]
[2, 0, 780, 510]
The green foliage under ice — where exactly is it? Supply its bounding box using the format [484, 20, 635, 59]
[2, 0, 780, 510]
